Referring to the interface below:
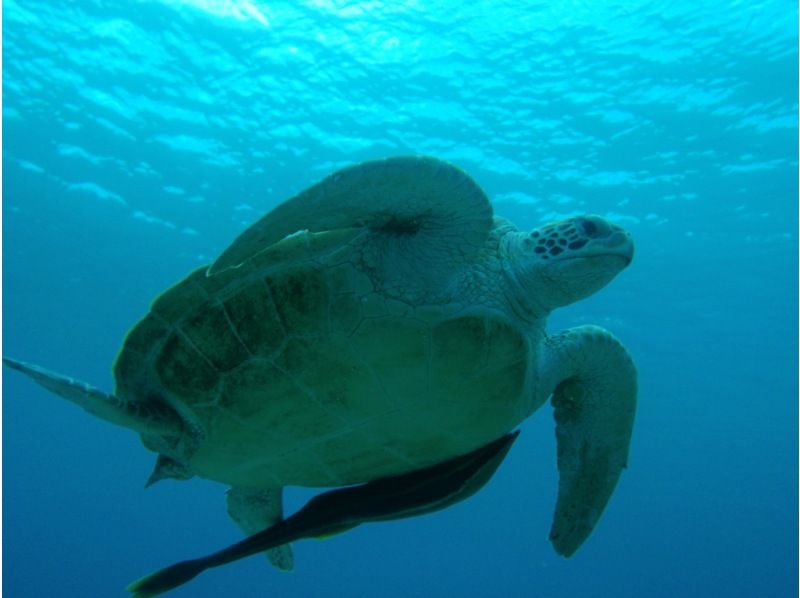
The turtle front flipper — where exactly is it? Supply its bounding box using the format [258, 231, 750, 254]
[226, 486, 294, 571]
[3, 357, 183, 436]
[208, 156, 493, 287]
[542, 325, 637, 557]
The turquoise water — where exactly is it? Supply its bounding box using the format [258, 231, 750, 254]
[3, 1, 797, 596]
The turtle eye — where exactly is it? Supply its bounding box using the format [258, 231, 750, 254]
[581, 220, 598, 236]
[574, 216, 613, 239]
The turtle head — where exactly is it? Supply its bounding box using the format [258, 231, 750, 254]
[502, 215, 633, 316]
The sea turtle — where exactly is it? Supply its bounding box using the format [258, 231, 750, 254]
[5, 156, 636, 576]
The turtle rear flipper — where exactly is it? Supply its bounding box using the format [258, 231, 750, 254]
[128, 432, 519, 597]
[3, 357, 183, 436]
[226, 486, 294, 571]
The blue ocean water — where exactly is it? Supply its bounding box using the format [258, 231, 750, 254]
[3, 0, 797, 596]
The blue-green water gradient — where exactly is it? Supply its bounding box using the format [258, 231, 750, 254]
[3, 1, 797, 596]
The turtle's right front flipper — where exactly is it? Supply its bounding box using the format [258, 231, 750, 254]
[542, 326, 637, 558]
[3, 357, 182, 436]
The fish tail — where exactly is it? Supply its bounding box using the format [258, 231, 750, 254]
[126, 558, 207, 597]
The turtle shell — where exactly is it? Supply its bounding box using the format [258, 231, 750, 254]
[113, 227, 531, 488]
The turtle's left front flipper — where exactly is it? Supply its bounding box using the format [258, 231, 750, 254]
[3, 357, 182, 436]
[543, 325, 637, 557]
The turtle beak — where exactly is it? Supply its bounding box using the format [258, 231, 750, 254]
[608, 231, 634, 266]
[575, 217, 633, 266]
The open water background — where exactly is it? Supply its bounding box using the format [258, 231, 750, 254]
[3, 1, 797, 596]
